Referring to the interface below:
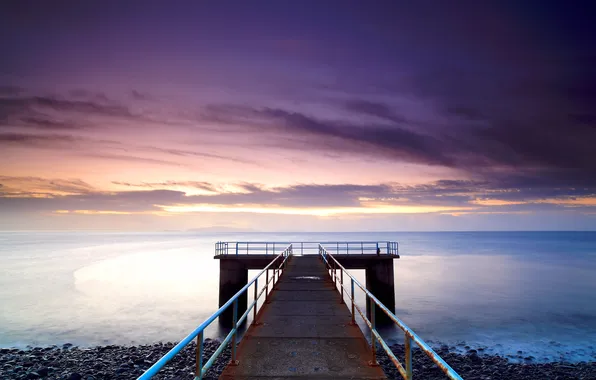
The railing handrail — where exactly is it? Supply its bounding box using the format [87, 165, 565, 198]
[138, 244, 293, 379]
[215, 241, 399, 256]
[319, 244, 462, 380]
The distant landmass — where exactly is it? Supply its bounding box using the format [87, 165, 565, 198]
[186, 227, 259, 233]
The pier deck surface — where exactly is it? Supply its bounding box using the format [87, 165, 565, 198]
[219, 255, 386, 379]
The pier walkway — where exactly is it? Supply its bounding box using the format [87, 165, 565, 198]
[138, 242, 462, 380]
[219, 255, 386, 379]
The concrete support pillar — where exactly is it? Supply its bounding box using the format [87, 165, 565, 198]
[365, 260, 395, 326]
[218, 259, 248, 327]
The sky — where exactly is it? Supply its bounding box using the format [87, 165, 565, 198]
[1, 0, 595, 231]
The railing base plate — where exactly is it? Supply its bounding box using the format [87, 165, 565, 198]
[229, 360, 240, 366]
[368, 360, 380, 367]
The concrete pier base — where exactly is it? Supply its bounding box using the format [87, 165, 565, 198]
[215, 253, 397, 327]
[365, 260, 396, 326]
[218, 259, 248, 327]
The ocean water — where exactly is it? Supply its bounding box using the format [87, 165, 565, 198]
[0, 231, 595, 363]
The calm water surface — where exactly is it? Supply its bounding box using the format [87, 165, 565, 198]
[0, 231, 595, 362]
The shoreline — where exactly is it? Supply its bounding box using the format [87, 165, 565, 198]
[1, 341, 595, 380]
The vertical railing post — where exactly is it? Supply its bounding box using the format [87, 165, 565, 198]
[232, 299, 238, 364]
[361, 242, 363, 254]
[332, 259, 336, 284]
[370, 301, 377, 365]
[235, 242, 238, 255]
[350, 278, 355, 325]
[253, 278, 258, 324]
[386, 242, 390, 255]
[195, 331, 203, 379]
[376, 242, 379, 254]
[266, 242, 268, 255]
[301, 242, 303, 255]
[340, 269, 344, 304]
[405, 334, 413, 380]
[265, 270, 269, 299]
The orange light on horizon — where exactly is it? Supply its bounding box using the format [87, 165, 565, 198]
[158, 203, 474, 216]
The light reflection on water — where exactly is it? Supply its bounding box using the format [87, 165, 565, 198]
[0, 231, 595, 362]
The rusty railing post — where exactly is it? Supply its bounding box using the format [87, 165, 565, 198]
[231, 299, 238, 364]
[370, 301, 377, 366]
[405, 334, 413, 380]
[195, 331, 203, 379]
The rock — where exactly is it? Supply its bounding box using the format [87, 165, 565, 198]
[26, 372, 41, 379]
[468, 352, 482, 363]
[37, 367, 49, 376]
[63, 343, 73, 349]
[67, 373, 82, 380]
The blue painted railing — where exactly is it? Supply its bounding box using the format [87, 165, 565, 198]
[137, 244, 292, 380]
[216, 241, 399, 256]
[319, 244, 462, 380]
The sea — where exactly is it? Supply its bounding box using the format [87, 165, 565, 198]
[0, 231, 595, 363]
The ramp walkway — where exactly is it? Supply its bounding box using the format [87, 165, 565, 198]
[219, 255, 386, 379]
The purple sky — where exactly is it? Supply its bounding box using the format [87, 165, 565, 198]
[1, 0, 595, 231]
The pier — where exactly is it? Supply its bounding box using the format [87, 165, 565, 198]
[215, 241, 399, 326]
[138, 241, 462, 380]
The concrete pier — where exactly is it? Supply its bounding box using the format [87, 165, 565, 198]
[216, 253, 397, 327]
[219, 256, 387, 379]
[365, 260, 395, 325]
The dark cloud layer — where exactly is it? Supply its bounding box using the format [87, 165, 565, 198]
[2, 177, 594, 215]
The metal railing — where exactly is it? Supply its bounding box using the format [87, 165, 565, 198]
[138, 244, 293, 380]
[319, 244, 462, 380]
[216, 241, 399, 256]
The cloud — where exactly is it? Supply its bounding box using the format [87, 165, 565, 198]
[2, 177, 595, 217]
[200, 82, 596, 187]
[0, 85, 23, 96]
[68, 89, 110, 102]
[0, 132, 84, 145]
[201, 105, 456, 167]
[112, 181, 218, 192]
[131, 90, 152, 101]
[344, 100, 407, 124]
[16, 116, 88, 130]
[0, 92, 135, 132]
[0, 176, 95, 196]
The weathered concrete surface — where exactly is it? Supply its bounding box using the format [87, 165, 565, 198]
[219, 255, 386, 379]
